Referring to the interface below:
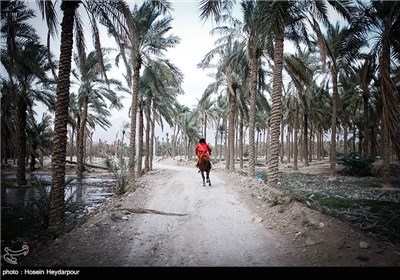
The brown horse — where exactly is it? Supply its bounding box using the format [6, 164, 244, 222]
[198, 156, 211, 187]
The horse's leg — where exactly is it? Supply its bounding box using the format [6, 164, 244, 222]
[201, 171, 206, 187]
[207, 170, 211, 186]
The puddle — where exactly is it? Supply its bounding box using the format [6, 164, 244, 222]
[2, 174, 115, 209]
[1, 171, 117, 245]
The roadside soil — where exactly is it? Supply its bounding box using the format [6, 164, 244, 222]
[12, 158, 400, 267]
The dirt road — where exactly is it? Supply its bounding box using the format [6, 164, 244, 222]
[123, 163, 288, 266]
[18, 162, 288, 267]
[17, 159, 400, 268]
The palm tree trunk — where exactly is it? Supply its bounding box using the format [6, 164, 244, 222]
[248, 56, 258, 177]
[219, 131, 223, 162]
[203, 113, 207, 140]
[49, 1, 79, 231]
[293, 99, 299, 171]
[318, 126, 323, 160]
[137, 103, 144, 176]
[329, 68, 339, 176]
[224, 130, 228, 164]
[16, 94, 27, 186]
[280, 116, 284, 163]
[89, 132, 93, 162]
[228, 86, 236, 171]
[304, 111, 309, 167]
[362, 86, 369, 156]
[286, 127, 291, 163]
[77, 96, 88, 180]
[149, 117, 155, 171]
[256, 131, 259, 161]
[266, 124, 271, 164]
[343, 121, 348, 155]
[128, 53, 141, 182]
[380, 29, 393, 188]
[214, 124, 218, 160]
[309, 126, 313, 163]
[29, 144, 37, 172]
[371, 126, 377, 156]
[381, 121, 390, 186]
[172, 125, 177, 159]
[69, 129, 74, 161]
[144, 105, 151, 173]
[264, 129, 268, 165]
[239, 115, 244, 169]
[268, 33, 284, 188]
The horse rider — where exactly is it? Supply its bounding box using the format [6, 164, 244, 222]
[195, 138, 212, 171]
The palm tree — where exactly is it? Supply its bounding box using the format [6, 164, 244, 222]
[338, 76, 361, 155]
[171, 104, 190, 159]
[1, 1, 37, 186]
[37, 0, 141, 231]
[262, 1, 305, 187]
[26, 113, 53, 172]
[47, 0, 80, 230]
[137, 61, 182, 173]
[284, 49, 316, 170]
[199, 0, 272, 176]
[352, 54, 377, 157]
[1, 2, 55, 186]
[267, 0, 357, 183]
[199, 36, 250, 171]
[199, 0, 355, 186]
[16, 41, 55, 173]
[72, 49, 124, 179]
[351, 1, 400, 187]
[179, 110, 201, 158]
[120, 121, 129, 157]
[211, 95, 228, 161]
[103, 1, 174, 181]
[196, 97, 216, 141]
[0, 79, 16, 164]
[240, 1, 272, 177]
[316, 21, 365, 176]
[131, 13, 182, 174]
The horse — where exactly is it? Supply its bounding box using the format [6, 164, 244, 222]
[198, 156, 211, 187]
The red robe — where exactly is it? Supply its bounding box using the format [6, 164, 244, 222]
[195, 143, 212, 159]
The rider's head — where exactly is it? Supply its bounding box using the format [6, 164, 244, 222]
[199, 138, 206, 143]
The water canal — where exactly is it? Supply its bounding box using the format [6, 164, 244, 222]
[1, 166, 116, 248]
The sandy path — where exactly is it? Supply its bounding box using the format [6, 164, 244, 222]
[123, 163, 288, 266]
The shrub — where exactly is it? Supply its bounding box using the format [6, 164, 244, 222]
[337, 154, 376, 176]
[104, 156, 130, 195]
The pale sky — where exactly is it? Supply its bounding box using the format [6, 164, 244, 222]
[92, 1, 217, 143]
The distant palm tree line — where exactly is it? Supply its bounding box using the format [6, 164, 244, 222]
[1, 0, 399, 232]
